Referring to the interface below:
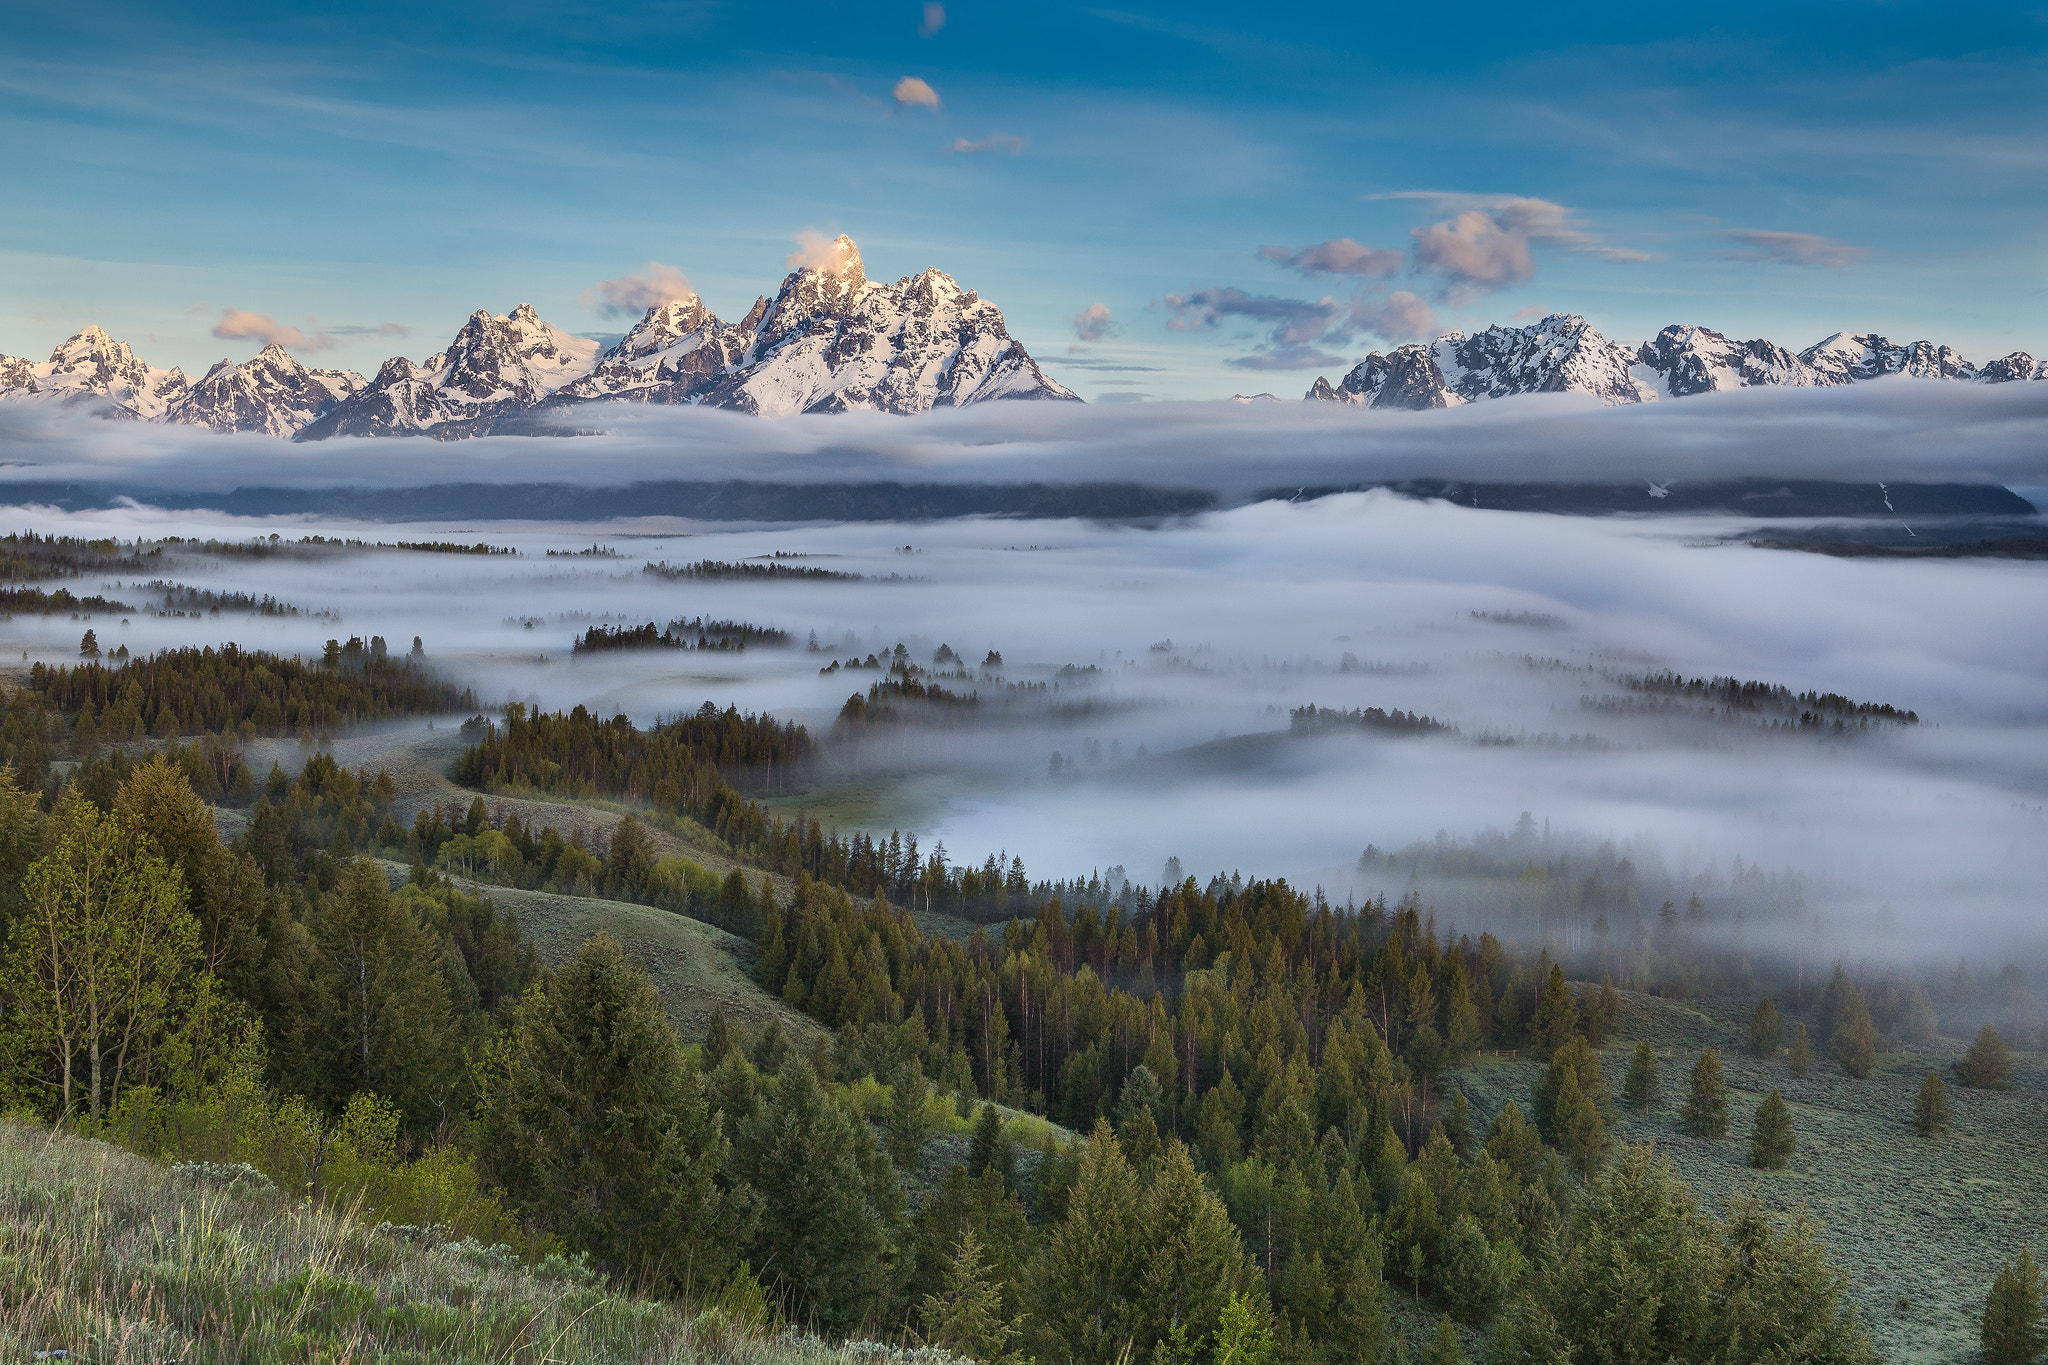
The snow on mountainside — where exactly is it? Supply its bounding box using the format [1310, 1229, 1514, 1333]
[0, 325, 191, 420]
[1307, 314, 2046, 410]
[168, 344, 365, 438]
[300, 236, 1074, 435]
[296, 303, 599, 441]
[0, 238, 1078, 440]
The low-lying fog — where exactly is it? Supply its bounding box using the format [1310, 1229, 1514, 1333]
[3, 493, 2043, 961]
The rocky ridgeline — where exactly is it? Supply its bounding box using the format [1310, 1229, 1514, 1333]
[1305, 315, 2045, 410]
[0, 235, 1079, 439]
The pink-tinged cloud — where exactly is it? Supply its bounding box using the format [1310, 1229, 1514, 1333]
[1073, 302, 1117, 341]
[786, 231, 862, 275]
[918, 3, 945, 37]
[947, 131, 1029, 155]
[1259, 238, 1403, 278]
[582, 262, 697, 317]
[211, 308, 335, 352]
[1410, 210, 1538, 301]
[1351, 290, 1437, 341]
[1719, 229, 1869, 268]
[893, 76, 941, 110]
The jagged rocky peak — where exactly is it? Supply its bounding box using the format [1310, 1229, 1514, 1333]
[757, 234, 872, 348]
[0, 323, 190, 419]
[1980, 352, 2039, 383]
[609, 296, 721, 363]
[699, 239, 1078, 417]
[1306, 314, 2047, 408]
[165, 342, 365, 438]
[1639, 324, 1811, 396]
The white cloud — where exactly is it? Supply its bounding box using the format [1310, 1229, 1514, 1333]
[1073, 302, 1117, 342]
[893, 76, 941, 111]
[581, 262, 697, 318]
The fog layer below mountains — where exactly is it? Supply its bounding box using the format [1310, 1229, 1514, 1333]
[4, 376, 2048, 496]
[5, 491, 2042, 962]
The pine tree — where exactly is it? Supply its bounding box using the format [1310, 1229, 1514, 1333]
[1533, 1033, 1609, 1138]
[751, 1015, 791, 1074]
[1132, 1141, 1254, 1357]
[971, 1103, 1017, 1188]
[1550, 1065, 1609, 1177]
[1982, 1248, 2044, 1365]
[1748, 1090, 1795, 1170]
[1422, 1313, 1469, 1365]
[1958, 1024, 2014, 1090]
[919, 1228, 1023, 1365]
[1444, 1090, 1475, 1160]
[731, 1057, 891, 1333]
[1031, 1123, 1144, 1365]
[1332, 1251, 1392, 1365]
[1748, 998, 1782, 1057]
[1787, 1023, 1814, 1077]
[1913, 1070, 1951, 1137]
[1831, 984, 1878, 1079]
[1531, 965, 1577, 1060]
[480, 932, 741, 1294]
[887, 1061, 934, 1169]
[319, 863, 457, 1121]
[701, 1007, 734, 1070]
[1624, 1041, 1661, 1112]
[1680, 1049, 1729, 1138]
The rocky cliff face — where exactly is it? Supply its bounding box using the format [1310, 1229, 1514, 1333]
[0, 325, 192, 420]
[296, 303, 600, 441]
[1306, 314, 2045, 409]
[166, 344, 365, 437]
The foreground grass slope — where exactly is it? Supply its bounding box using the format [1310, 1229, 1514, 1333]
[1456, 989, 2047, 1365]
[0, 1121, 954, 1365]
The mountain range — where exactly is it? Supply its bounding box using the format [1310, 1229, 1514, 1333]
[7, 252, 2042, 438]
[0, 236, 1078, 440]
[1305, 314, 2043, 409]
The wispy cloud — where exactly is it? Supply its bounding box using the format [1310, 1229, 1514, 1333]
[1073, 302, 1118, 341]
[893, 76, 941, 111]
[581, 262, 696, 318]
[210, 308, 334, 352]
[918, 3, 946, 38]
[1156, 288, 1346, 345]
[1224, 344, 1351, 371]
[1259, 238, 1402, 278]
[1349, 291, 1436, 342]
[325, 322, 411, 338]
[1719, 229, 1868, 268]
[946, 131, 1029, 155]
[1356, 191, 1657, 302]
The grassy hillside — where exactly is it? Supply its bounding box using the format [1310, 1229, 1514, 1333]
[1453, 988, 2046, 1365]
[371, 858, 820, 1049]
[0, 1121, 966, 1365]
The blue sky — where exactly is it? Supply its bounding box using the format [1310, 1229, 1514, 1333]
[3, 0, 2044, 400]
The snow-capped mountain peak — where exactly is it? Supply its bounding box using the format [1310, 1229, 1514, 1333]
[165, 342, 365, 438]
[1306, 315, 2044, 409]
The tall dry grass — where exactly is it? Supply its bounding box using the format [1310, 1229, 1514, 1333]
[0, 1120, 965, 1364]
